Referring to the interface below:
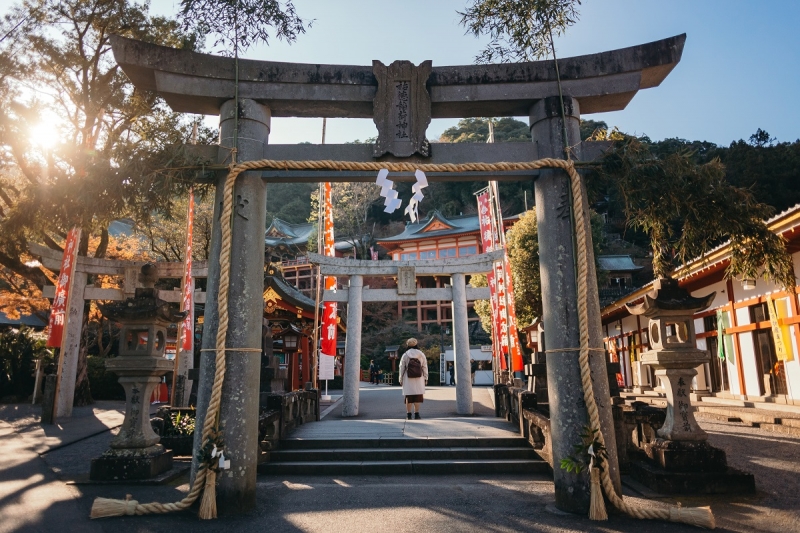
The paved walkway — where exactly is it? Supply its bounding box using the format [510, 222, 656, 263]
[294, 385, 515, 441]
[2, 390, 800, 532]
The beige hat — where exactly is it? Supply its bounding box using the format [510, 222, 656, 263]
[406, 338, 418, 347]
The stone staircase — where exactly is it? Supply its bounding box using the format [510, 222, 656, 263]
[258, 436, 549, 476]
[693, 396, 800, 437]
[621, 391, 800, 437]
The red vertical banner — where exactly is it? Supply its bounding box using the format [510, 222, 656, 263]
[172, 188, 195, 405]
[476, 191, 523, 372]
[179, 189, 195, 354]
[503, 253, 524, 372]
[46, 228, 81, 348]
[477, 193, 505, 370]
[320, 182, 338, 360]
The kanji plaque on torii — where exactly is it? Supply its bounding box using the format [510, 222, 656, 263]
[372, 60, 432, 158]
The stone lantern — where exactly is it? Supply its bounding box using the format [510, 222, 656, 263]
[624, 278, 755, 493]
[90, 264, 186, 481]
[626, 278, 715, 442]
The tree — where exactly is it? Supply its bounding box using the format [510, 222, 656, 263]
[178, 0, 309, 53]
[439, 117, 530, 143]
[142, 193, 215, 262]
[459, 0, 582, 63]
[308, 182, 381, 259]
[598, 137, 795, 288]
[0, 0, 205, 404]
[718, 132, 800, 213]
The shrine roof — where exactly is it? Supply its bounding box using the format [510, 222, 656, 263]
[0, 311, 47, 328]
[111, 34, 685, 117]
[376, 211, 480, 243]
[265, 218, 315, 247]
[376, 210, 520, 244]
[264, 265, 319, 311]
[597, 255, 643, 273]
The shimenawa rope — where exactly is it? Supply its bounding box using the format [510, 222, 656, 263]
[91, 158, 714, 528]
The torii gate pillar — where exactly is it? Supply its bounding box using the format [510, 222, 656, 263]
[532, 96, 621, 513]
[193, 98, 270, 513]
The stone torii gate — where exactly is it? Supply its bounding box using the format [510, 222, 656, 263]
[110, 33, 685, 515]
[309, 250, 503, 417]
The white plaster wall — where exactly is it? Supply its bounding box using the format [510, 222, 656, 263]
[736, 306, 762, 397]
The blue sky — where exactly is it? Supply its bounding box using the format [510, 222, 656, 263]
[51, 1, 800, 145]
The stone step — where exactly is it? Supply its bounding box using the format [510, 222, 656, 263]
[751, 402, 800, 416]
[699, 396, 747, 407]
[258, 458, 550, 476]
[270, 447, 539, 463]
[280, 437, 529, 450]
[778, 417, 800, 428]
[695, 405, 779, 425]
[758, 423, 800, 437]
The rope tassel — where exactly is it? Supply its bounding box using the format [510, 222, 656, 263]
[198, 469, 217, 520]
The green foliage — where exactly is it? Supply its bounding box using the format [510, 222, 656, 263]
[459, 0, 582, 63]
[0, 327, 48, 400]
[439, 117, 530, 143]
[598, 137, 795, 288]
[579, 119, 608, 141]
[86, 356, 124, 400]
[163, 410, 197, 437]
[0, 0, 210, 293]
[266, 183, 317, 225]
[178, 0, 309, 53]
[505, 209, 542, 325]
[720, 132, 800, 214]
[559, 426, 606, 474]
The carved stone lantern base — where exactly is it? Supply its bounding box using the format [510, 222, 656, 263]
[649, 365, 708, 441]
[89, 358, 175, 481]
[90, 444, 173, 481]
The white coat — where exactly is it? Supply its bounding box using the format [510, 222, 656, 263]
[399, 349, 428, 396]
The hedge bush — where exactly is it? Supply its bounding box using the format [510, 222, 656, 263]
[87, 356, 125, 400]
[0, 327, 49, 402]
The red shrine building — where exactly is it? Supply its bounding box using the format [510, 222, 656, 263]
[375, 210, 520, 333]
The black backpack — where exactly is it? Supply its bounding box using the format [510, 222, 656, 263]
[407, 356, 423, 378]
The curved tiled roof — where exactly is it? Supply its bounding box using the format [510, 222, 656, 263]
[376, 211, 481, 243]
[265, 218, 315, 247]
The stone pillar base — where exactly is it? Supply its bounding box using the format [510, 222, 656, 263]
[90, 444, 173, 481]
[643, 438, 727, 472]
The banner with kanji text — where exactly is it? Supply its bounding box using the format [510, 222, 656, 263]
[476, 191, 523, 372]
[320, 182, 338, 380]
[46, 228, 81, 348]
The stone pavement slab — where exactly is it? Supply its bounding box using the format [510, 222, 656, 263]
[2, 392, 800, 532]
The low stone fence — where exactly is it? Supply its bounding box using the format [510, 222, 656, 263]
[258, 389, 320, 460]
[494, 383, 659, 472]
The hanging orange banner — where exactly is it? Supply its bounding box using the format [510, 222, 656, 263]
[321, 182, 338, 362]
[46, 227, 81, 348]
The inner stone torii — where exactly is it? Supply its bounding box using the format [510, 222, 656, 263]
[111, 33, 685, 515]
[309, 249, 503, 417]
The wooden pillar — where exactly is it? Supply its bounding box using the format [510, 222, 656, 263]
[726, 279, 747, 396]
[54, 272, 88, 418]
[301, 336, 310, 386]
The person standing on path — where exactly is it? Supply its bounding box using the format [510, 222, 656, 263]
[399, 338, 428, 420]
[369, 359, 379, 385]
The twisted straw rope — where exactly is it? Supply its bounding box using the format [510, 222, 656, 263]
[565, 159, 689, 522]
[120, 157, 687, 522]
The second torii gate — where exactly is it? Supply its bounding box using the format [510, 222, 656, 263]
[309, 250, 502, 416]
